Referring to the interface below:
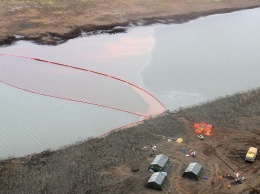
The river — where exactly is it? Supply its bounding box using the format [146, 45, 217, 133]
[0, 8, 259, 159]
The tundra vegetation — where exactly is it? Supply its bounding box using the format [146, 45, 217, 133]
[1, 0, 260, 45]
[0, 88, 259, 193]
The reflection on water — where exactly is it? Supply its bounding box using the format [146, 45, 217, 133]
[0, 55, 159, 117]
[142, 8, 260, 109]
[0, 8, 260, 158]
[0, 26, 162, 158]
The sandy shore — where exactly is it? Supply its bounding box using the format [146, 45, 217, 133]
[0, 0, 260, 46]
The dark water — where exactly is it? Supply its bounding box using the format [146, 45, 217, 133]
[0, 8, 260, 158]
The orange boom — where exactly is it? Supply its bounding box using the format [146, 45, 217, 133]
[194, 122, 213, 136]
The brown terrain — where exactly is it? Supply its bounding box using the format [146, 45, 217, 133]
[0, 1, 259, 193]
[1, 0, 260, 46]
[0, 89, 259, 193]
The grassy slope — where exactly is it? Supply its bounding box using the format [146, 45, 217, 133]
[179, 88, 260, 128]
[0, 88, 259, 193]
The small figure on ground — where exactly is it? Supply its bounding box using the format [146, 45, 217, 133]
[150, 145, 156, 157]
[188, 150, 196, 157]
[150, 150, 154, 157]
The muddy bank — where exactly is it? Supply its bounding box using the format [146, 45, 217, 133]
[0, 6, 258, 47]
[0, 0, 260, 46]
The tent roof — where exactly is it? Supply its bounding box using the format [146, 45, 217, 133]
[148, 172, 167, 184]
[184, 162, 202, 175]
[151, 154, 169, 167]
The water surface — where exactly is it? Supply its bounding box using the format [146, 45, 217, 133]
[1, 8, 260, 158]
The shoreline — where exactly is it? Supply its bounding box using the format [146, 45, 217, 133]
[0, 4, 259, 160]
[0, 87, 258, 162]
[0, 5, 259, 47]
[1, 1, 260, 192]
[0, 88, 259, 193]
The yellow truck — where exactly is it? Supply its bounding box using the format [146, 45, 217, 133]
[245, 147, 258, 162]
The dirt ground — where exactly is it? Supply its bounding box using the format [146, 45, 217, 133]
[1, 0, 260, 46]
[0, 1, 260, 193]
[158, 116, 260, 194]
[0, 89, 259, 193]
